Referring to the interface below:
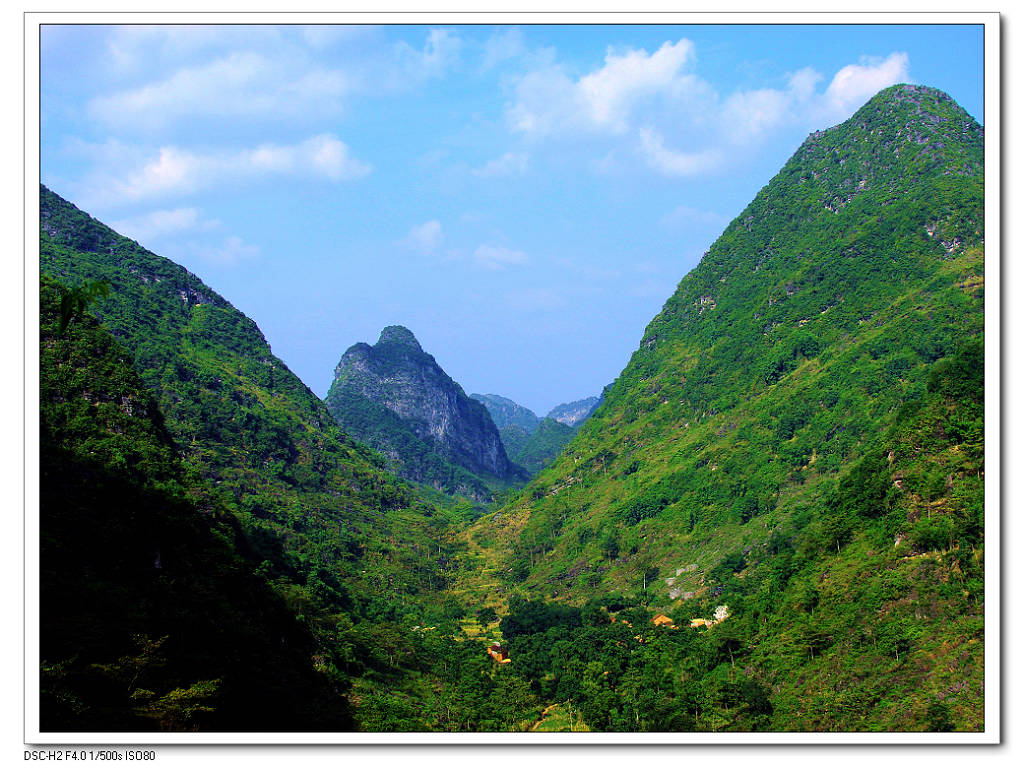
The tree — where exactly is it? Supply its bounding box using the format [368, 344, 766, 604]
[58, 279, 111, 334]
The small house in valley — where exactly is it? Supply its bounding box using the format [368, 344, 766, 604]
[487, 643, 511, 664]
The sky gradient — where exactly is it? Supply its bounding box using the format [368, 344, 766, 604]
[39, 23, 985, 414]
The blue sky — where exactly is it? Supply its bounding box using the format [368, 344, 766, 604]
[39, 23, 985, 415]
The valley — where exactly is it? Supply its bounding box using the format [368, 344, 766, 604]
[37, 83, 986, 734]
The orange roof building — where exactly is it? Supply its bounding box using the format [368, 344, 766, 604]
[487, 643, 511, 663]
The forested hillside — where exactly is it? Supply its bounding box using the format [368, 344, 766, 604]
[38, 187, 493, 730]
[457, 84, 985, 731]
[39, 276, 352, 731]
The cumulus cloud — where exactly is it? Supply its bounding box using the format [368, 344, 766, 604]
[473, 244, 529, 270]
[507, 65, 580, 136]
[504, 39, 911, 177]
[78, 134, 369, 207]
[473, 152, 529, 178]
[821, 52, 911, 119]
[509, 39, 702, 138]
[401, 220, 444, 254]
[578, 40, 697, 132]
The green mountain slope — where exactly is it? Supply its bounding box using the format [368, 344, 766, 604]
[459, 84, 985, 731]
[471, 393, 579, 475]
[38, 186, 488, 730]
[39, 277, 352, 732]
[499, 418, 577, 475]
[39, 186, 457, 601]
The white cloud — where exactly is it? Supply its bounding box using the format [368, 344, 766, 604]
[720, 87, 794, 143]
[638, 128, 722, 177]
[788, 67, 824, 101]
[578, 40, 697, 132]
[473, 244, 529, 270]
[509, 39, 702, 138]
[89, 51, 351, 130]
[109, 207, 219, 244]
[422, 28, 462, 75]
[473, 152, 529, 178]
[507, 65, 580, 136]
[401, 220, 444, 254]
[298, 135, 371, 181]
[78, 135, 369, 207]
[504, 40, 912, 178]
[100, 26, 280, 75]
[821, 52, 911, 119]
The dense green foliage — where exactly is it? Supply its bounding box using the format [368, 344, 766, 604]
[460, 84, 986, 731]
[497, 597, 773, 732]
[500, 418, 577, 475]
[39, 277, 352, 731]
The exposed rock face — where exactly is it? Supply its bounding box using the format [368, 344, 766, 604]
[546, 395, 602, 427]
[325, 326, 520, 485]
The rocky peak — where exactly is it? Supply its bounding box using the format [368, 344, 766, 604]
[377, 325, 423, 351]
[326, 327, 522, 485]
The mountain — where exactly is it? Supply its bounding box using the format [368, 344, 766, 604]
[457, 84, 985, 731]
[471, 393, 542, 432]
[324, 327, 526, 500]
[546, 396, 602, 426]
[499, 417, 578, 475]
[39, 275, 352, 731]
[471, 393, 587, 475]
[38, 186, 478, 730]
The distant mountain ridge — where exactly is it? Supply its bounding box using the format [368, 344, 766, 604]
[471, 392, 601, 474]
[470, 393, 541, 432]
[546, 396, 602, 426]
[325, 327, 525, 499]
